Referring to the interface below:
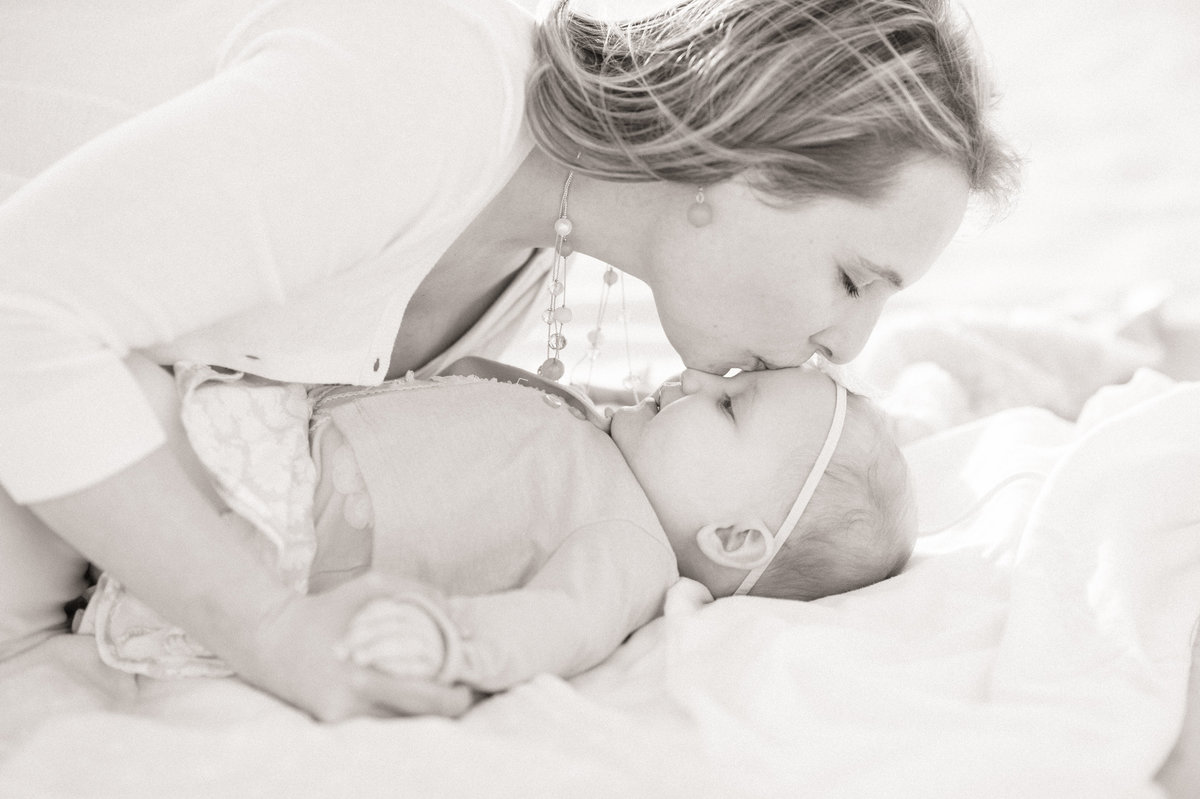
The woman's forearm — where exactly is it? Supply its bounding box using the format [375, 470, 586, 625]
[28, 443, 476, 720]
[29, 446, 292, 675]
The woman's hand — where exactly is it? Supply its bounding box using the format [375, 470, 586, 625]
[245, 572, 475, 721]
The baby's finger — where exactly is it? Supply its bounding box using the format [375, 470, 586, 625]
[340, 601, 442, 650]
[356, 671, 475, 718]
[350, 597, 412, 625]
[340, 612, 412, 650]
[346, 636, 443, 678]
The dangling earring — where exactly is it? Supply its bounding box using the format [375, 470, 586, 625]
[538, 170, 576, 381]
[687, 186, 712, 227]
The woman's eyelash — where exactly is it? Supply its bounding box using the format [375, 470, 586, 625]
[839, 268, 860, 298]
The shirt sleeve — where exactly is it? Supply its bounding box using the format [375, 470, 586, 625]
[0, 0, 531, 503]
[431, 520, 680, 693]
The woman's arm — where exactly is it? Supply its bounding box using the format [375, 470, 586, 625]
[28, 357, 472, 719]
[32, 454, 469, 719]
[0, 1, 532, 505]
[0, 487, 88, 660]
[30, 450, 294, 685]
[0, 2, 528, 716]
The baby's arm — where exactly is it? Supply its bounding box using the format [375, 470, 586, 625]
[342, 520, 678, 692]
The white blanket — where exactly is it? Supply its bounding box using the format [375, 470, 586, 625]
[1, 371, 1197, 798]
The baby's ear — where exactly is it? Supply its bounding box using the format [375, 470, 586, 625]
[695, 522, 774, 570]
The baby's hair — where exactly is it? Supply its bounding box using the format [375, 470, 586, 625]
[527, 0, 1018, 207]
[751, 392, 916, 601]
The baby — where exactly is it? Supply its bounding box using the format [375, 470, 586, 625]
[103, 354, 915, 694]
[304, 356, 916, 689]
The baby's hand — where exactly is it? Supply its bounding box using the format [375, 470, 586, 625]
[335, 598, 447, 680]
[244, 574, 471, 721]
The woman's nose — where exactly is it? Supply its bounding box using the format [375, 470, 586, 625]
[812, 304, 884, 364]
[679, 368, 746, 396]
[679, 368, 718, 396]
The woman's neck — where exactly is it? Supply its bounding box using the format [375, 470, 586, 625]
[483, 146, 673, 282]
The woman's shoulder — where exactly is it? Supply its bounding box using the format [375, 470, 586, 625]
[223, 0, 535, 75]
[212, 0, 537, 225]
[221, 0, 536, 158]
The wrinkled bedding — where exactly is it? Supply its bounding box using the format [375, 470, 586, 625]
[1, 364, 1197, 798]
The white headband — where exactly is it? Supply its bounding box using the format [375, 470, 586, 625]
[732, 381, 848, 596]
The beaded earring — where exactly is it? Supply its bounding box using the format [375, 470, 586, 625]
[686, 186, 712, 227]
[537, 170, 576, 381]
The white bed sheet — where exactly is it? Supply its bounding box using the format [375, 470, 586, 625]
[1, 370, 1197, 798]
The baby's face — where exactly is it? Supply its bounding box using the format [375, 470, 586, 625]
[609, 366, 840, 594]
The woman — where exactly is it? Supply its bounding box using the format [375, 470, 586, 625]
[0, 0, 1015, 719]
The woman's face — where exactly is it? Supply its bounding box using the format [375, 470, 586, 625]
[643, 158, 969, 374]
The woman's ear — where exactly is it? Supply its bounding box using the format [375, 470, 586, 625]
[695, 522, 775, 570]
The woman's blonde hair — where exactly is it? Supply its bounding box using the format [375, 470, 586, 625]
[526, 0, 1017, 204]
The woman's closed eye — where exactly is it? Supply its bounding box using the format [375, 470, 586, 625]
[839, 268, 861, 299]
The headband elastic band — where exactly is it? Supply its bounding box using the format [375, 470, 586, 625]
[732, 381, 848, 596]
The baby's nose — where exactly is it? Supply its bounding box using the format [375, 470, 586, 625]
[679, 368, 728, 395]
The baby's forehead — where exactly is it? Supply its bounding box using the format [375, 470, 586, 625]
[753, 365, 873, 429]
[740, 367, 840, 446]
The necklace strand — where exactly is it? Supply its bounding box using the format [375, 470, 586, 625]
[537, 170, 575, 381]
[538, 169, 643, 402]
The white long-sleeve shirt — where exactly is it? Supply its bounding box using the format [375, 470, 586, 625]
[0, 0, 540, 503]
